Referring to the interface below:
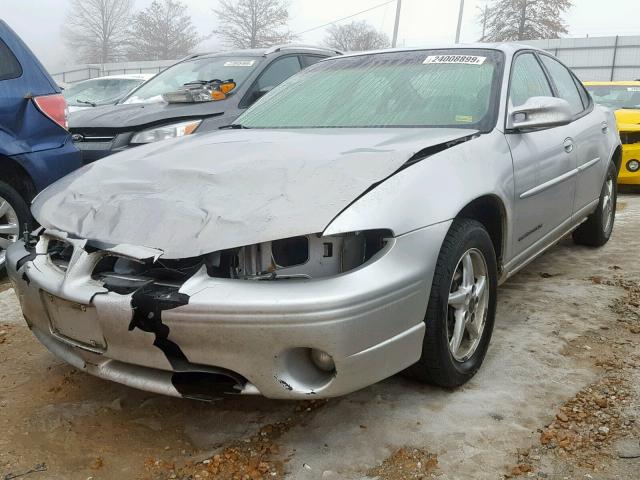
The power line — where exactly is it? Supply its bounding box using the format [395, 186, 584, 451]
[295, 0, 396, 36]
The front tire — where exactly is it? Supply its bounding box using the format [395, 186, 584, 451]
[573, 162, 617, 247]
[406, 218, 498, 388]
[0, 181, 30, 275]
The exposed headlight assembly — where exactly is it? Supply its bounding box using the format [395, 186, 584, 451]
[229, 229, 393, 280]
[130, 119, 202, 144]
[627, 159, 640, 172]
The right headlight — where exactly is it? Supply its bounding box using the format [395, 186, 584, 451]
[130, 119, 202, 144]
[229, 230, 393, 280]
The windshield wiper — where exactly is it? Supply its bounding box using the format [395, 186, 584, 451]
[76, 98, 97, 107]
[219, 124, 249, 129]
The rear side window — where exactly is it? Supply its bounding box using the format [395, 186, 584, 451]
[573, 76, 591, 109]
[540, 55, 584, 115]
[0, 38, 22, 81]
[509, 53, 553, 107]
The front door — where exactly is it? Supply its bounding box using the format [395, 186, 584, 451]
[506, 52, 577, 259]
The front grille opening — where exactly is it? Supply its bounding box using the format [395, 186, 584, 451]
[70, 129, 116, 143]
[92, 252, 235, 294]
[47, 239, 73, 271]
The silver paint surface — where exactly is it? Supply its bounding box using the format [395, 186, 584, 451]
[8, 44, 622, 399]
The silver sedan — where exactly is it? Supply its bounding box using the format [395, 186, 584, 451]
[7, 44, 621, 400]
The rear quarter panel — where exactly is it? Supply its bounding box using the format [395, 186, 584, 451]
[0, 21, 67, 157]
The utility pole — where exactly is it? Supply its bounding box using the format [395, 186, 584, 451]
[481, 4, 489, 41]
[392, 0, 402, 48]
[455, 0, 465, 43]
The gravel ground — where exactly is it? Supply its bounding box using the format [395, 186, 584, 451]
[0, 195, 639, 480]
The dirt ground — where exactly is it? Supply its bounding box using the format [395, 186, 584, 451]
[1, 195, 639, 480]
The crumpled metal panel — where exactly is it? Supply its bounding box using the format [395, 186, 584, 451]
[32, 127, 476, 258]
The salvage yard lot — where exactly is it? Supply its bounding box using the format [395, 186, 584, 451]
[1, 196, 639, 480]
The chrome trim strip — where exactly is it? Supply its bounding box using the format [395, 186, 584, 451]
[578, 157, 600, 172]
[519, 168, 578, 199]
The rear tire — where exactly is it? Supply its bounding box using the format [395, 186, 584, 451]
[406, 218, 498, 388]
[572, 162, 617, 247]
[0, 180, 31, 276]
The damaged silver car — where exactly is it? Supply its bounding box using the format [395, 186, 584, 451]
[7, 45, 621, 400]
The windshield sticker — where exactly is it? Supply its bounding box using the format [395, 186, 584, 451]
[455, 115, 474, 123]
[224, 60, 255, 67]
[423, 55, 486, 65]
[627, 87, 640, 92]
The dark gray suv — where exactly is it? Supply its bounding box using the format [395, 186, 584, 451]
[68, 45, 340, 163]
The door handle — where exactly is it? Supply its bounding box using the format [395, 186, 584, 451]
[563, 138, 574, 154]
[601, 122, 609, 134]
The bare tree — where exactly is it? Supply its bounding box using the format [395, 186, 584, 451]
[481, 0, 572, 42]
[128, 0, 201, 60]
[63, 0, 134, 64]
[213, 0, 294, 49]
[477, 4, 490, 42]
[324, 20, 390, 52]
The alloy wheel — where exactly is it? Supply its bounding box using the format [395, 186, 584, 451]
[601, 177, 614, 235]
[447, 248, 490, 362]
[0, 196, 19, 270]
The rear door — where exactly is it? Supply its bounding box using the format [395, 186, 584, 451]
[506, 52, 577, 258]
[538, 54, 608, 214]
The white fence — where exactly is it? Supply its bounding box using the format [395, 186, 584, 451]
[52, 59, 178, 84]
[525, 36, 640, 82]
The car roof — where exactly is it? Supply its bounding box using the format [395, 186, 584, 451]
[85, 74, 154, 81]
[186, 44, 342, 60]
[324, 42, 547, 61]
[583, 81, 640, 86]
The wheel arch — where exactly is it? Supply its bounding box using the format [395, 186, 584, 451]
[611, 145, 622, 173]
[0, 155, 37, 203]
[455, 194, 507, 272]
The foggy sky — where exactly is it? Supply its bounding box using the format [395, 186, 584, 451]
[2, 0, 639, 74]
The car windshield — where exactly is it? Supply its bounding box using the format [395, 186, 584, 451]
[122, 56, 261, 104]
[63, 78, 145, 106]
[585, 85, 640, 110]
[238, 49, 503, 130]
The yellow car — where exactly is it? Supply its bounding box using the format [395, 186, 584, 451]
[584, 81, 640, 185]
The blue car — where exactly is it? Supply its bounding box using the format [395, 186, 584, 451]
[0, 20, 81, 273]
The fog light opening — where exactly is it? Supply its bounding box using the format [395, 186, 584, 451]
[627, 159, 640, 172]
[310, 349, 336, 372]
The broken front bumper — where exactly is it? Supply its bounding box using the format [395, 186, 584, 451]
[6, 222, 449, 400]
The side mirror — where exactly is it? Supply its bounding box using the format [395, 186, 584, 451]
[507, 96, 573, 131]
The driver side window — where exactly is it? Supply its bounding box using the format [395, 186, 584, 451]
[509, 53, 553, 107]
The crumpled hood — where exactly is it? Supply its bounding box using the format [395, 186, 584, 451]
[33, 127, 477, 258]
[68, 99, 230, 131]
